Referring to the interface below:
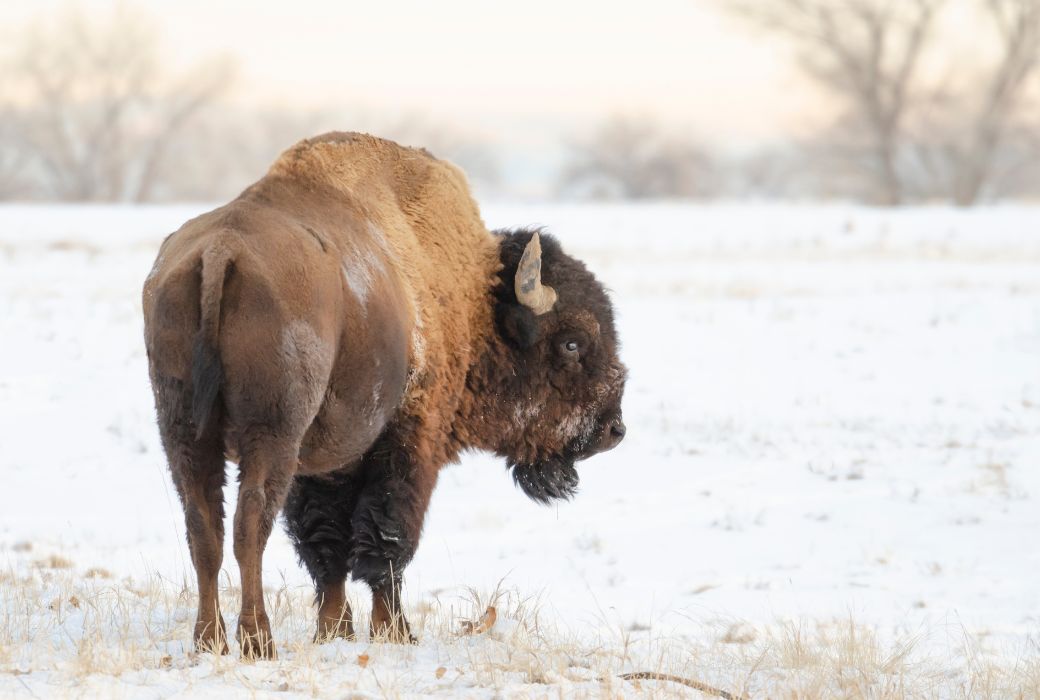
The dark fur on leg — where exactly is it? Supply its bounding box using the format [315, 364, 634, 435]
[283, 469, 363, 591]
[348, 448, 421, 591]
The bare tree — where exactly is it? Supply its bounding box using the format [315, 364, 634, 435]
[725, 0, 944, 205]
[730, 144, 824, 199]
[908, 0, 1040, 204]
[557, 117, 718, 199]
[157, 108, 505, 202]
[2, 6, 232, 202]
[948, 0, 1040, 204]
[0, 109, 31, 198]
[155, 106, 343, 202]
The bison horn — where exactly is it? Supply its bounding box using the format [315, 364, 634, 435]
[515, 233, 557, 315]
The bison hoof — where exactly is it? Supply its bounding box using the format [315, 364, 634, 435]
[372, 618, 417, 645]
[193, 617, 230, 655]
[237, 615, 277, 660]
[315, 618, 356, 644]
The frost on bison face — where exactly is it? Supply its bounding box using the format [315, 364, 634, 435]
[483, 229, 628, 504]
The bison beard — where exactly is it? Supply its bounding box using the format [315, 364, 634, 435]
[509, 457, 580, 504]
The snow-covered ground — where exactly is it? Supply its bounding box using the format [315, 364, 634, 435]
[1, 203, 1037, 697]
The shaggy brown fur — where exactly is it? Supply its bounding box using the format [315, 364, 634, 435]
[143, 132, 626, 658]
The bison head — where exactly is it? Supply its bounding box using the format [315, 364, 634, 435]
[488, 229, 627, 504]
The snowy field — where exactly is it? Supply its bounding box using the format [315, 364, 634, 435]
[1, 203, 1038, 697]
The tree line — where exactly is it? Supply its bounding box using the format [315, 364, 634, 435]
[1, 2, 1038, 205]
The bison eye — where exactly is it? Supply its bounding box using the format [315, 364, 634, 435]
[563, 340, 579, 354]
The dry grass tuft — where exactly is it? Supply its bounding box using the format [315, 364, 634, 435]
[32, 554, 74, 570]
[84, 567, 114, 580]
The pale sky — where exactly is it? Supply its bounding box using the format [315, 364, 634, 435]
[0, 0, 996, 195]
[0, 0, 824, 145]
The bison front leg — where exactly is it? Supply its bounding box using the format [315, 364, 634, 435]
[283, 471, 363, 642]
[350, 447, 437, 644]
[232, 441, 296, 660]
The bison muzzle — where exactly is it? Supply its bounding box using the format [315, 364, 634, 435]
[143, 132, 627, 657]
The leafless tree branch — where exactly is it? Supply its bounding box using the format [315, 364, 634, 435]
[0, 6, 233, 202]
[724, 0, 945, 204]
[948, 0, 1040, 204]
[557, 117, 718, 200]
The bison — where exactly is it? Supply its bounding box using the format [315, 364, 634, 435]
[143, 132, 627, 658]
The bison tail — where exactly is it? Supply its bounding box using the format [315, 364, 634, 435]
[192, 243, 234, 440]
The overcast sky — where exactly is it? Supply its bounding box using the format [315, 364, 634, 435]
[0, 0, 994, 195]
[0, 0, 829, 141]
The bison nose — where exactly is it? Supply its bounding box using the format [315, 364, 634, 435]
[599, 417, 625, 450]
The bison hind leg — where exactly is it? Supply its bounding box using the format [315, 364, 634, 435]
[153, 373, 230, 655]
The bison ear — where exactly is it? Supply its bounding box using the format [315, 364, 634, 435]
[515, 233, 557, 315]
[498, 304, 540, 349]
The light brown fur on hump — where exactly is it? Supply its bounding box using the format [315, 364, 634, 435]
[269, 131, 502, 465]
